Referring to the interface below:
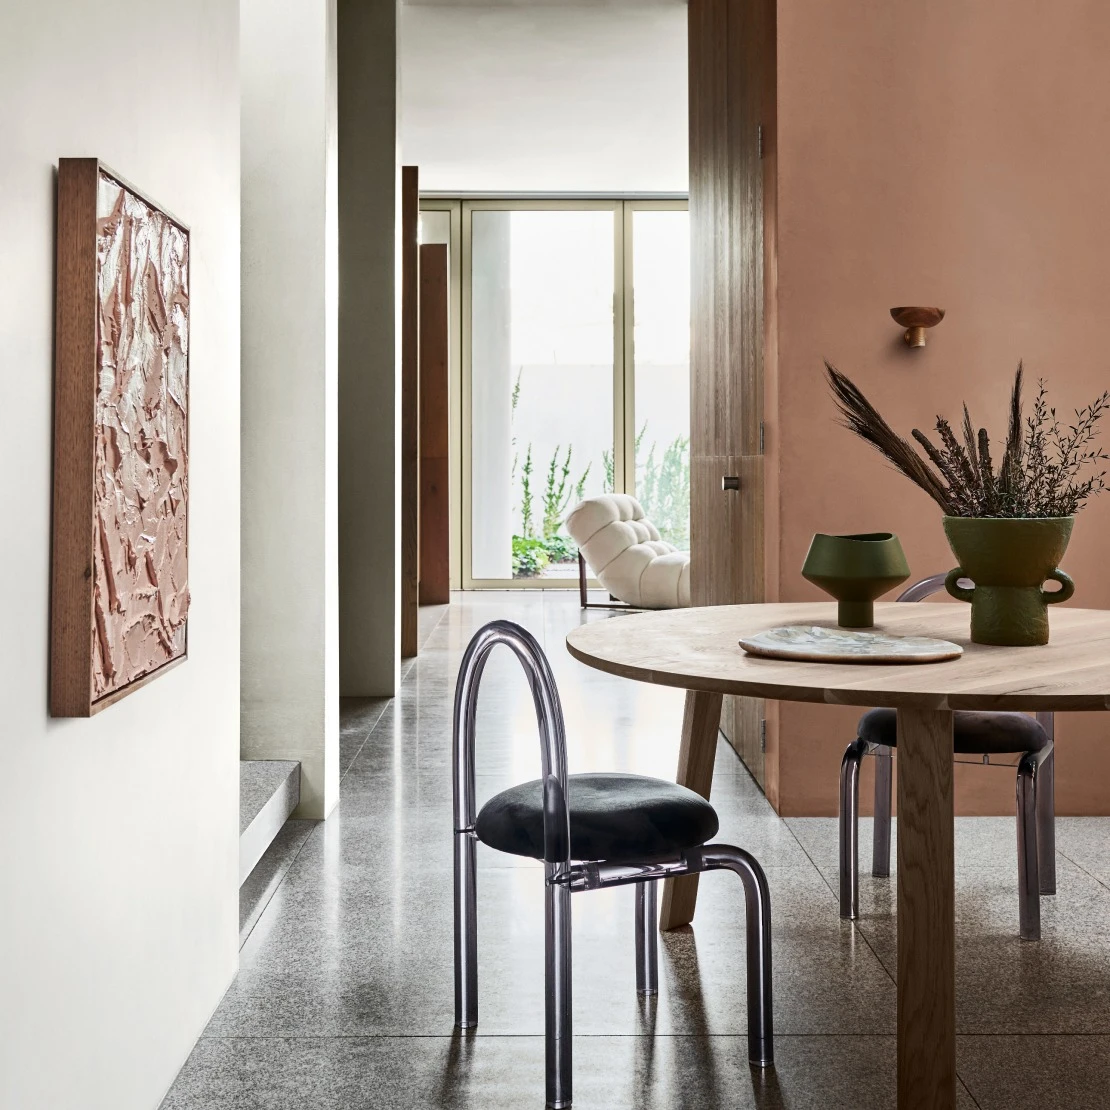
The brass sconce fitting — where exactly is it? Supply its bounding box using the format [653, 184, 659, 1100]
[890, 306, 945, 348]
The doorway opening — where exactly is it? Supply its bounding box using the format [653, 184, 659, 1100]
[420, 198, 690, 589]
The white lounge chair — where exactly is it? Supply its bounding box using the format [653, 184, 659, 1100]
[565, 494, 691, 610]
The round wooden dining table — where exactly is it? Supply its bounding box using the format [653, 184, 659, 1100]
[567, 601, 1110, 1110]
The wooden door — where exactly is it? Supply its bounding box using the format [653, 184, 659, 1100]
[419, 243, 450, 604]
[401, 166, 420, 657]
[688, 0, 774, 784]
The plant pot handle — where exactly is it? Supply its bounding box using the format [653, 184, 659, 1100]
[944, 567, 974, 602]
[1042, 569, 1075, 605]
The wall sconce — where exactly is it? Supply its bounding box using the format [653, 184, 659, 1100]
[890, 306, 945, 348]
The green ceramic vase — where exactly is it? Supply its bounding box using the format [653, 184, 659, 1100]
[801, 532, 911, 628]
[943, 516, 1075, 646]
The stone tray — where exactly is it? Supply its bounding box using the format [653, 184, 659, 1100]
[739, 624, 963, 664]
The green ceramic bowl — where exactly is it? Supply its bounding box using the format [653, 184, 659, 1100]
[802, 532, 911, 628]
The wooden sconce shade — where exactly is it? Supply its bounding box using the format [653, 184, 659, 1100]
[891, 306, 945, 348]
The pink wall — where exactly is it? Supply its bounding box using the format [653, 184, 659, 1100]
[769, 0, 1110, 815]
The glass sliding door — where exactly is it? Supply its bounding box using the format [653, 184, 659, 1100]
[459, 198, 689, 588]
[627, 203, 691, 549]
[466, 203, 619, 585]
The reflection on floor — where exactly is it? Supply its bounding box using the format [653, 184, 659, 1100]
[164, 592, 1110, 1109]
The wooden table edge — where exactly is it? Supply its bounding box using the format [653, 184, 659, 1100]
[565, 632, 1110, 712]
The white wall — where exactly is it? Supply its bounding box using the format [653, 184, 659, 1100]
[400, 3, 688, 193]
[0, 0, 240, 1107]
[241, 0, 340, 817]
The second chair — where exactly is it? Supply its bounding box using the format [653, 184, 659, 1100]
[839, 574, 1056, 941]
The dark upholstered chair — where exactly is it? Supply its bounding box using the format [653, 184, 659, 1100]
[839, 574, 1056, 941]
[453, 620, 774, 1109]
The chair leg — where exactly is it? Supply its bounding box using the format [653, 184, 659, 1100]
[1016, 754, 1041, 942]
[634, 880, 658, 995]
[839, 738, 867, 920]
[454, 829, 478, 1028]
[700, 844, 774, 1067]
[1036, 748, 1057, 896]
[545, 867, 573, 1108]
[872, 744, 893, 878]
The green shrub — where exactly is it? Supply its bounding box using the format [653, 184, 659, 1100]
[542, 534, 577, 563]
[512, 534, 550, 578]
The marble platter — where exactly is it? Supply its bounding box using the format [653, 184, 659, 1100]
[739, 624, 963, 664]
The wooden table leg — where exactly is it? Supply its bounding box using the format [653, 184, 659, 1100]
[660, 689, 723, 930]
[896, 707, 956, 1110]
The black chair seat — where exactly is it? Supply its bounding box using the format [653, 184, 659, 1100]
[475, 772, 719, 863]
[859, 708, 1050, 755]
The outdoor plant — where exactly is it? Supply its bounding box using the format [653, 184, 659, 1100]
[519, 445, 535, 538]
[510, 368, 598, 574]
[542, 445, 575, 541]
[512, 534, 550, 578]
[573, 463, 592, 505]
[826, 362, 1110, 518]
[638, 433, 691, 547]
[601, 449, 615, 494]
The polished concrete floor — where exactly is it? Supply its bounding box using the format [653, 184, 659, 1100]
[164, 592, 1110, 1109]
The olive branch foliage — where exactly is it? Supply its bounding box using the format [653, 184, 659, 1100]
[825, 362, 1110, 518]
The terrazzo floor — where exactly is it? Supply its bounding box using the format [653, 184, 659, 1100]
[163, 592, 1110, 1109]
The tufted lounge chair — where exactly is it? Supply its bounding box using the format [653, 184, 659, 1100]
[564, 495, 690, 610]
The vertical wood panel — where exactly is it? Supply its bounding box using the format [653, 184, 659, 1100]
[691, 454, 765, 780]
[401, 166, 420, 657]
[689, 0, 773, 785]
[419, 243, 450, 605]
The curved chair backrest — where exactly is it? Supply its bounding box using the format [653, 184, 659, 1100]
[895, 574, 1054, 738]
[452, 620, 572, 865]
[897, 572, 953, 602]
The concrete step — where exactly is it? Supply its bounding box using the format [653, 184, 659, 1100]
[239, 760, 300, 885]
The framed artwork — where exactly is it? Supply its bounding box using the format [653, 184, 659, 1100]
[51, 159, 190, 716]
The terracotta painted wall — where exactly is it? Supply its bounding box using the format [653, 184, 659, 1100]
[769, 0, 1110, 815]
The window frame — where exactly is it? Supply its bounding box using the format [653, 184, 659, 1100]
[421, 196, 689, 591]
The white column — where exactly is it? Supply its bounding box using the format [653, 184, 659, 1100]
[337, 0, 401, 694]
[241, 0, 340, 818]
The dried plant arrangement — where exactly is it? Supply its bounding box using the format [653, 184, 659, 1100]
[825, 362, 1110, 518]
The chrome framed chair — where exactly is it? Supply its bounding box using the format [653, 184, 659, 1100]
[839, 574, 1056, 941]
[453, 620, 774, 1109]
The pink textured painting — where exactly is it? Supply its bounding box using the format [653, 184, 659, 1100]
[51, 160, 190, 716]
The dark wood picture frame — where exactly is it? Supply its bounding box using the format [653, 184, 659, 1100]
[51, 159, 190, 717]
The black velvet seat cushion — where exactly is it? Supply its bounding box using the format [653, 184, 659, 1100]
[859, 708, 1050, 755]
[475, 773, 719, 863]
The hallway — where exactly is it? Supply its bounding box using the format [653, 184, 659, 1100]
[165, 594, 1110, 1108]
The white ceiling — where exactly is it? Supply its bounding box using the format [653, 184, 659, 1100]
[401, 2, 688, 193]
